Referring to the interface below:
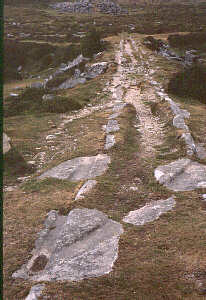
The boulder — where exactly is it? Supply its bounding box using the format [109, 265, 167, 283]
[155, 158, 206, 191]
[123, 197, 176, 225]
[13, 208, 123, 281]
[39, 154, 111, 181]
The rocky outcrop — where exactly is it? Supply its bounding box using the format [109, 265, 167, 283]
[123, 197, 176, 226]
[85, 62, 108, 79]
[39, 154, 111, 181]
[155, 158, 206, 191]
[13, 209, 123, 281]
[143, 36, 200, 66]
[55, 62, 108, 90]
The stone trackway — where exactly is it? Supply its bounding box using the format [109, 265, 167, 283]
[22, 38, 180, 299]
[115, 39, 165, 157]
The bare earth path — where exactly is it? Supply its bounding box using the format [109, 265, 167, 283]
[112, 38, 165, 157]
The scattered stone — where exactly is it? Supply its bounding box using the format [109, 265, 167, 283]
[4, 186, 17, 192]
[28, 161, 36, 166]
[46, 135, 56, 141]
[129, 186, 138, 191]
[42, 94, 55, 101]
[202, 194, 206, 201]
[17, 176, 31, 182]
[3, 133, 11, 154]
[104, 134, 115, 150]
[75, 180, 97, 200]
[10, 93, 19, 97]
[155, 158, 206, 191]
[17, 65, 22, 72]
[123, 197, 176, 225]
[104, 120, 120, 134]
[13, 208, 123, 281]
[39, 154, 111, 181]
[25, 284, 45, 300]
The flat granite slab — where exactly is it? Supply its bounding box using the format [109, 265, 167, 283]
[13, 209, 123, 282]
[123, 197, 176, 225]
[39, 154, 111, 181]
[155, 158, 206, 191]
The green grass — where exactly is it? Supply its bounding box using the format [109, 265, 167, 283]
[22, 178, 77, 194]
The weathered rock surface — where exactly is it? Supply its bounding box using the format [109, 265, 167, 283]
[3, 133, 11, 154]
[104, 134, 115, 150]
[173, 115, 189, 130]
[25, 284, 45, 300]
[39, 154, 111, 181]
[181, 132, 196, 155]
[104, 119, 120, 134]
[75, 180, 97, 200]
[123, 197, 176, 225]
[13, 209, 123, 281]
[155, 158, 206, 191]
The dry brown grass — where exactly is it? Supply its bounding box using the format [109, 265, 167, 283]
[4, 32, 206, 300]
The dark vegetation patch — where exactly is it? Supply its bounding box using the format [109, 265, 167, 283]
[143, 36, 164, 51]
[4, 147, 34, 178]
[167, 64, 206, 104]
[30, 255, 48, 272]
[80, 28, 104, 57]
[4, 39, 81, 82]
[4, 87, 82, 116]
[168, 31, 206, 51]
